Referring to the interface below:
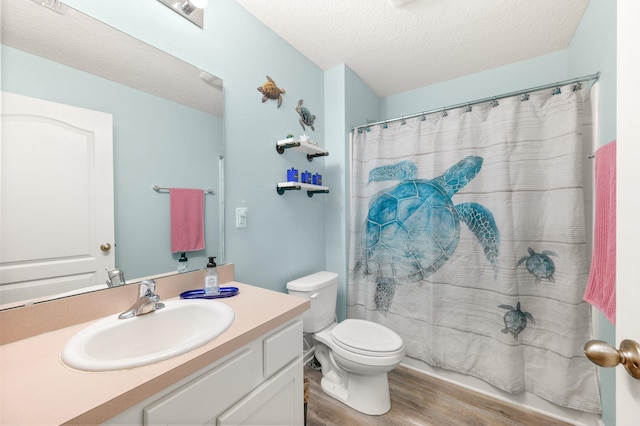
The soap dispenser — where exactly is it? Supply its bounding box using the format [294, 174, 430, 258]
[204, 256, 220, 296]
[178, 252, 188, 273]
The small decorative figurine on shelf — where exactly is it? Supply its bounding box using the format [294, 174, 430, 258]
[257, 75, 286, 108]
[299, 134, 318, 147]
[296, 99, 316, 131]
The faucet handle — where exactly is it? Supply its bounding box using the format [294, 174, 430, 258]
[139, 279, 157, 297]
[105, 268, 125, 287]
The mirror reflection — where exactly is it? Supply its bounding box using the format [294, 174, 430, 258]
[0, 0, 224, 309]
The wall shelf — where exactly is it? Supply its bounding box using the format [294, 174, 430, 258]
[276, 182, 329, 197]
[276, 138, 329, 162]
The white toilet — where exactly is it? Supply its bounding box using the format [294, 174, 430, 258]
[287, 271, 405, 415]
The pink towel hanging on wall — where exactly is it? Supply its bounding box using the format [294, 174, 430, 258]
[584, 141, 616, 324]
[170, 188, 205, 253]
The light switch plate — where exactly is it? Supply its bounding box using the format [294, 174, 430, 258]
[236, 207, 247, 228]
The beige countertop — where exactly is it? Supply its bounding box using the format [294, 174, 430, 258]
[0, 268, 309, 425]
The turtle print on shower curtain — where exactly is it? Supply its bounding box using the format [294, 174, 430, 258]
[348, 82, 601, 414]
[364, 155, 500, 313]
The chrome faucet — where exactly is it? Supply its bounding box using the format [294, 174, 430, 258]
[106, 268, 126, 288]
[118, 279, 165, 319]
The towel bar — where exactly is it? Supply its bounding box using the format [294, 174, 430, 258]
[152, 185, 214, 195]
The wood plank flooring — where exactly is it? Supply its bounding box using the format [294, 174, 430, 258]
[304, 365, 572, 426]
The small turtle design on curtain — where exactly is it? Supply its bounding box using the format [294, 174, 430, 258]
[517, 247, 557, 283]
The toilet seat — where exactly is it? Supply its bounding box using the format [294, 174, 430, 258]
[330, 319, 404, 357]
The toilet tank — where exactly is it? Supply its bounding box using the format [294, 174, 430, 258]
[286, 271, 338, 333]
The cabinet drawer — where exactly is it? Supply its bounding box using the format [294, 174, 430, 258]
[144, 348, 255, 425]
[263, 319, 303, 378]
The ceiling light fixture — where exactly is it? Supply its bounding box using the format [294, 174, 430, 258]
[179, 0, 208, 15]
[156, 0, 208, 28]
[30, 0, 64, 14]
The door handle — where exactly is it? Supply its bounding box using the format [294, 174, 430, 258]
[584, 339, 640, 380]
[100, 243, 112, 252]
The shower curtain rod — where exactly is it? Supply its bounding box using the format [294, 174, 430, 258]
[353, 72, 600, 131]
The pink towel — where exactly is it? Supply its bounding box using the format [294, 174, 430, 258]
[584, 141, 616, 324]
[170, 188, 205, 253]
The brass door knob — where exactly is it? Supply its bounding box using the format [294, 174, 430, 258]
[100, 243, 112, 252]
[584, 339, 640, 380]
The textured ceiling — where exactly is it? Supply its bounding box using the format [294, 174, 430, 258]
[234, 0, 590, 97]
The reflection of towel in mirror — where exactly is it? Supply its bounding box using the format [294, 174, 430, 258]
[170, 188, 205, 253]
[584, 141, 616, 324]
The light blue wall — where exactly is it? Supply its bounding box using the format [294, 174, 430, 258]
[7, 0, 326, 288]
[569, 0, 616, 145]
[324, 64, 380, 321]
[61, 0, 326, 292]
[1, 45, 223, 278]
[324, 65, 348, 321]
[215, 2, 326, 291]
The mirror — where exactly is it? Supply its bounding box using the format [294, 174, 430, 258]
[0, 0, 224, 309]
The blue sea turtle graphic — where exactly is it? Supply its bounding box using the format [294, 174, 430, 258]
[499, 302, 535, 340]
[516, 247, 557, 283]
[363, 156, 500, 313]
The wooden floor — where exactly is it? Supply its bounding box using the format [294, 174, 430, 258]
[304, 365, 572, 426]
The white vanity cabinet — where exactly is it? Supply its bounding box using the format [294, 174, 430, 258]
[105, 318, 304, 425]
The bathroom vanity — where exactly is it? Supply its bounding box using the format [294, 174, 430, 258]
[0, 265, 309, 425]
[108, 316, 304, 424]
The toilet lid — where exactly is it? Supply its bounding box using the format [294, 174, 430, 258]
[331, 319, 403, 354]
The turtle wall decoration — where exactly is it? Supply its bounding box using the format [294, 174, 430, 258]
[296, 99, 316, 131]
[257, 76, 286, 108]
[363, 156, 500, 313]
[498, 301, 535, 340]
[516, 247, 557, 283]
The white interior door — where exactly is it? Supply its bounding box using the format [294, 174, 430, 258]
[0, 92, 114, 305]
[616, 1, 640, 424]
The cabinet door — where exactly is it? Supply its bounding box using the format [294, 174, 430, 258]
[144, 349, 256, 425]
[217, 358, 304, 426]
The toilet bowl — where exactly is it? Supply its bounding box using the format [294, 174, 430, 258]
[287, 271, 405, 415]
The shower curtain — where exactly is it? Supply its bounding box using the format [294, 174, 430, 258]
[348, 82, 601, 413]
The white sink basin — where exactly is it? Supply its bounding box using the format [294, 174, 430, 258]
[61, 299, 235, 371]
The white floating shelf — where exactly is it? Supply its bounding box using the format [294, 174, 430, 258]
[276, 182, 329, 197]
[276, 138, 328, 161]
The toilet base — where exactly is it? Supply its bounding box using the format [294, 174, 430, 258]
[320, 370, 391, 415]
